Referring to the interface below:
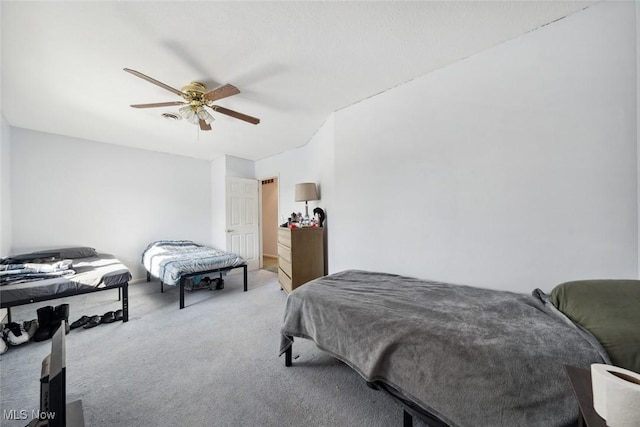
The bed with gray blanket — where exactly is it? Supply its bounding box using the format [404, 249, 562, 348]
[1, 247, 131, 323]
[280, 270, 617, 427]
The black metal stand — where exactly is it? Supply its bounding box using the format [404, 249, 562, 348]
[3, 282, 129, 324]
[121, 282, 129, 322]
[403, 410, 413, 427]
[146, 264, 248, 310]
[285, 340, 292, 367]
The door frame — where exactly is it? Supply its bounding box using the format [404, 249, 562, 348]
[258, 174, 280, 270]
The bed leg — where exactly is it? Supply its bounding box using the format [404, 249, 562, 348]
[403, 410, 413, 427]
[243, 265, 248, 292]
[160, 281, 164, 293]
[180, 281, 185, 309]
[121, 284, 129, 322]
[6, 307, 11, 324]
[146, 271, 150, 282]
[118, 287, 121, 301]
[285, 345, 292, 367]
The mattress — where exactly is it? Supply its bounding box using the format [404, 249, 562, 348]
[280, 270, 609, 427]
[141, 240, 246, 287]
[0, 253, 131, 306]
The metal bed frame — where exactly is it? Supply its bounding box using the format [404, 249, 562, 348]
[146, 263, 248, 309]
[1, 282, 129, 324]
[283, 336, 450, 427]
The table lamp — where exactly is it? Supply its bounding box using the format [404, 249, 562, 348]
[295, 183, 319, 221]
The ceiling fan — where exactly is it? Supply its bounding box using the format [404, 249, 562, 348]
[124, 68, 260, 131]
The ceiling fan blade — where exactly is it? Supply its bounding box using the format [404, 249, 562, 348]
[210, 105, 260, 125]
[203, 84, 240, 102]
[130, 101, 186, 108]
[124, 68, 185, 97]
[199, 119, 212, 131]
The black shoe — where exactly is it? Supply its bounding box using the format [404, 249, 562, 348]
[114, 310, 124, 321]
[100, 311, 115, 324]
[70, 316, 91, 329]
[82, 315, 101, 329]
[34, 306, 54, 342]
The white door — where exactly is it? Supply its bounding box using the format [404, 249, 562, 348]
[226, 177, 260, 271]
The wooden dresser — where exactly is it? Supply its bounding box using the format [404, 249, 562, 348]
[277, 227, 325, 293]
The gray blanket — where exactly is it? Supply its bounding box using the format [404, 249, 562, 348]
[280, 270, 609, 427]
[141, 240, 246, 286]
[0, 253, 131, 305]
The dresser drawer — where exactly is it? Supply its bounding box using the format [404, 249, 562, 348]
[278, 268, 293, 293]
[277, 228, 291, 248]
[277, 243, 292, 263]
[279, 255, 292, 277]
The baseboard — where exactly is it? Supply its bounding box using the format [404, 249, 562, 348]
[263, 254, 277, 259]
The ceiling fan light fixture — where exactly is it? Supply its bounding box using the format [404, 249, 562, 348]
[179, 105, 200, 125]
[197, 106, 215, 125]
[178, 104, 193, 118]
[187, 114, 200, 125]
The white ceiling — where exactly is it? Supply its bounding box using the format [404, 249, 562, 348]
[1, 1, 597, 161]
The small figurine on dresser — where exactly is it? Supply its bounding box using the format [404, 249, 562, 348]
[313, 207, 325, 227]
[288, 212, 304, 228]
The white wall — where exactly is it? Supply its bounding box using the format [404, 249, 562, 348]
[255, 115, 335, 269]
[256, 116, 335, 223]
[331, 2, 637, 292]
[256, 146, 316, 223]
[11, 128, 212, 279]
[226, 155, 255, 179]
[211, 156, 227, 250]
[0, 115, 12, 257]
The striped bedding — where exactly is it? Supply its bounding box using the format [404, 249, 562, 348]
[141, 240, 246, 286]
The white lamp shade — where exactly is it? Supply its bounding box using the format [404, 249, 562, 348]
[295, 183, 319, 202]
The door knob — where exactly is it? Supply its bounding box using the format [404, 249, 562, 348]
[226, 229, 235, 233]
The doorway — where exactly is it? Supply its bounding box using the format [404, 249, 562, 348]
[260, 177, 279, 273]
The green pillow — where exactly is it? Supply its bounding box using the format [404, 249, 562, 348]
[551, 280, 640, 374]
